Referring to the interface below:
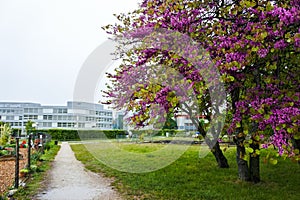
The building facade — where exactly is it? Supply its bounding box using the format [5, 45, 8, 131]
[175, 113, 209, 131]
[0, 101, 113, 133]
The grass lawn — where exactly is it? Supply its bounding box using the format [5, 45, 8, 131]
[71, 142, 300, 200]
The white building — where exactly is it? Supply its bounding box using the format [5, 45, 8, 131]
[0, 101, 113, 132]
[175, 113, 209, 131]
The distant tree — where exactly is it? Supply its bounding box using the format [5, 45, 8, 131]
[162, 113, 178, 130]
[25, 120, 36, 135]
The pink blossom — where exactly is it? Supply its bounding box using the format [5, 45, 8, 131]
[257, 49, 269, 58]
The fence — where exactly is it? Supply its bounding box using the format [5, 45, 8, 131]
[0, 132, 50, 195]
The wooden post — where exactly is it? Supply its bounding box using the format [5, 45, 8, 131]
[41, 133, 45, 154]
[27, 134, 32, 169]
[15, 137, 20, 188]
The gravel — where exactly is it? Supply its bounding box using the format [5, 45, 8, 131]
[34, 142, 122, 200]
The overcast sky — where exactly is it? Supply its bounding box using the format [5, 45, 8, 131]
[0, 0, 140, 105]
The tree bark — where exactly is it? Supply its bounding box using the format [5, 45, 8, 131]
[249, 123, 260, 183]
[249, 142, 260, 183]
[234, 134, 249, 181]
[211, 142, 229, 168]
[198, 123, 229, 168]
[292, 137, 300, 165]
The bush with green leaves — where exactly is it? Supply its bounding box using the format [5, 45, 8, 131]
[31, 129, 127, 141]
[0, 123, 12, 146]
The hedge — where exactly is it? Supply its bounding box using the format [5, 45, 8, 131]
[12, 128, 183, 141]
[130, 129, 182, 137]
[13, 129, 127, 141]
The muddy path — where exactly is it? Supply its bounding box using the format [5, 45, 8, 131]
[34, 142, 122, 200]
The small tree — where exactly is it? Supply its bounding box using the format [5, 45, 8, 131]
[25, 120, 36, 135]
[162, 113, 178, 130]
[0, 122, 12, 146]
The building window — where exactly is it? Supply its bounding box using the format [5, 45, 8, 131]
[85, 117, 95, 121]
[24, 108, 38, 113]
[78, 116, 85, 121]
[54, 108, 67, 114]
[6, 116, 14, 120]
[78, 123, 85, 128]
[12, 122, 22, 126]
[43, 115, 53, 120]
[89, 110, 95, 115]
[42, 122, 52, 127]
[68, 123, 75, 127]
[67, 115, 75, 120]
[24, 115, 38, 120]
[57, 122, 65, 127]
[57, 122, 75, 128]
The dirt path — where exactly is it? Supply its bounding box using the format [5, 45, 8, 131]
[35, 142, 122, 200]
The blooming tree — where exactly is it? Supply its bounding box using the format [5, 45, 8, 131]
[103, 0, 300, 182]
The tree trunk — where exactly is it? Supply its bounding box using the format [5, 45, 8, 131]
[249, 142, 260, 183]
[211, 142, 229, 168]
[198, 124, 229, 168]
[292, 137, 300, 165]
[249, 122, 260, 183]
[234, 135, 249, 181]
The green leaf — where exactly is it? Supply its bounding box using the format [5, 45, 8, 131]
[287, 128, 293, 134]
[266, 2, 273, 11]
[270, 158, 278, 165]
[242, 0, 256, 7]
[282, 154, 288, 160]
[228, 75, 235, 82]
[242, 154, 249, 161]
[246, 35, 253, 40]
[246, 147, 254, 153]
[258, 108, 264, 114]
[294, 133, 300, 140]
[265, 77, 271, 84]
[285, 32, 291, 39]
[260, 32, 268, 39]
[252, 46, 259, 52]
[255, 135, 260, 141]
[255, 149, 260, 155]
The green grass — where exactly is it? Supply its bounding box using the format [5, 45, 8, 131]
[11, 144, 60, 200]
[71, 142, 300, 200]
